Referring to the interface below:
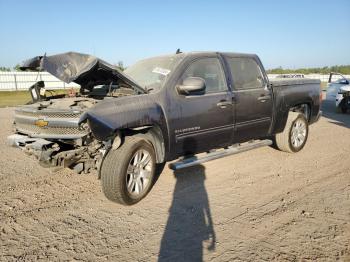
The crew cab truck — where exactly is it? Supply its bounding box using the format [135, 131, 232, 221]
[8, 51, 322, 205]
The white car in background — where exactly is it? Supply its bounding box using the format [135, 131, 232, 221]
[326, 72, 350, 113]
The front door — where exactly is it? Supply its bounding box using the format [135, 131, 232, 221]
[171, 57, 234, 156]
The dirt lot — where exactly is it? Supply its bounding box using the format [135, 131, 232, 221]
[0, 101, 349, 261]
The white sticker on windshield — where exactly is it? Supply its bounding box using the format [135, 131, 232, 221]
[152, 67, 171, 76]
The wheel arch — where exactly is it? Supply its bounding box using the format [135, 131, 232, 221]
[98, 125, 166, 179]
[132, 125, 166, 164]
[273, 102, 312, 134]
[110, 125, 166, 164]
[290, 102, 311, 121]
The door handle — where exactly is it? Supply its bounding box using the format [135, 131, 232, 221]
[257, 95, 271, 102]
[217, 101, 232, 108]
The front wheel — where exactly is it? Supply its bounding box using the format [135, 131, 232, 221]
[274, 112, 309, 153]
[101, 137, 157, 205]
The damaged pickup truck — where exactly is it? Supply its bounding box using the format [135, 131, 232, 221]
[8, 51, 322, 205]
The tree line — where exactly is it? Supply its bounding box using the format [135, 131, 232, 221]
[266, 65, 350, 75]
[0, 64, 23, 72]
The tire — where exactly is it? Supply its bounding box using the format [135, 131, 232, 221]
[341, 106, 347, 114]
[101, 136, 157, 205]
[338, 99, 348, 114]
[274, 112, 309, 153]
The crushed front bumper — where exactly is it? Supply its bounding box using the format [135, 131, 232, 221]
[8, 134, 102, 173]
[7, 134, 59, 165]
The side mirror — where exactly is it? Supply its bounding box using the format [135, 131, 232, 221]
[177, 77, 206, 95]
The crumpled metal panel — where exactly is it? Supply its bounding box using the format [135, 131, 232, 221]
[20, 52, 145, 93]
[80, 93, 166, 141]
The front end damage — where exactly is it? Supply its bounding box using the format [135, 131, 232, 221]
[8, 52, 144, 173]
[8, 98, 106, 173]
[8, 134, 105, 173]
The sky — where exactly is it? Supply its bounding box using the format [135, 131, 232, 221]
[0, 0, 349, 69]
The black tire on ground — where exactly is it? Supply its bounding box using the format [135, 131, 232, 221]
[274, 112, 309, 153]
[338, 99, 348, 114]
[101, 136, 157, 205]
[341, 106, 347, 114]
[336, 106, 343, 113]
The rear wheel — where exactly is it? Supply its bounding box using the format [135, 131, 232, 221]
[340, 102, 348, 113]
[101, 137, 157, 205]
[274, 112, 309, 153]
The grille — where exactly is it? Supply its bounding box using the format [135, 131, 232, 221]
[16, 123, 86, 136]
[15, 110, 82, 119]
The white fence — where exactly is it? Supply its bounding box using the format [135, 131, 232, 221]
[1, 71, 349, 91]
[0, 72, 79, 91]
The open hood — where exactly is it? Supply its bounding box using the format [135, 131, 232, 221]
[20, 52, 145, 93]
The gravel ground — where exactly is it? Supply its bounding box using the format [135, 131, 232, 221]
[0, 101, 349, 261]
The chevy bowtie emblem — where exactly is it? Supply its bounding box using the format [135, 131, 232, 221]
[35, 119, 49, 128]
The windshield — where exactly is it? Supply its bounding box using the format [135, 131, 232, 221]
[124, 54, 184, 91]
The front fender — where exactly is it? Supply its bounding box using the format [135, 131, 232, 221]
[80, 94, 165, 141]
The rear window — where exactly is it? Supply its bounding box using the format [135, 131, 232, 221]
[227, 57, 264, 90]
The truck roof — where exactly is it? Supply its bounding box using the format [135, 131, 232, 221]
[180, 51, 258, 58]
[139, 51, 258, 61]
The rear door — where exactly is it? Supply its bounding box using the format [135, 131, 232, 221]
[224, 55, 273, 142]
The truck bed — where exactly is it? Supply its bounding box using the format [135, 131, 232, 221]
[270, 78, 320, 86]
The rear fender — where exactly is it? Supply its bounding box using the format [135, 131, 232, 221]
[274, 101, 313, 134]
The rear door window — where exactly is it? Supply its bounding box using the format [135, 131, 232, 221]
[227, 57, 264, 90]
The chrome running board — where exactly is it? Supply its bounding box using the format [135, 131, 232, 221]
[169, 139, 272, 170]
